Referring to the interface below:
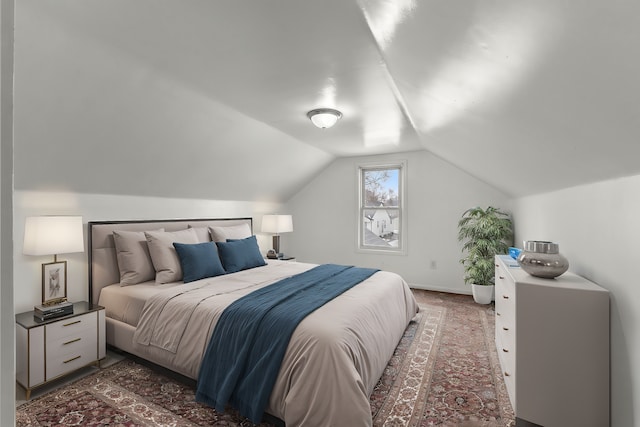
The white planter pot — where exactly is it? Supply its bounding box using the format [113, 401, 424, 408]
[471, 284, 494, 304]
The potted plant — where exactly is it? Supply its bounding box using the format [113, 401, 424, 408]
[457, 206, 513, 304]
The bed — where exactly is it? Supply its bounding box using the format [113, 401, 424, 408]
[89, 218, 418, 426]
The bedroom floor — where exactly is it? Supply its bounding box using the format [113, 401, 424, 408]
[15, 350, 126, 407]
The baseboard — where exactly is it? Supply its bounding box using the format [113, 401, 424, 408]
[408, 283, 472, 295]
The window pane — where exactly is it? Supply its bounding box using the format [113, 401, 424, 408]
[363, 168, 399, 208]
[362, 208, 400, 248]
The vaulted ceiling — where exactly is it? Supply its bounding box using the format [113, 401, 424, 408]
[13, 0, 640, 202]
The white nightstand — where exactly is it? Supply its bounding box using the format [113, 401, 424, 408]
[16, 301, 106, 399]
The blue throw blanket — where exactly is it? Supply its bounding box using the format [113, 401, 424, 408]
[195, 263, 379, 423]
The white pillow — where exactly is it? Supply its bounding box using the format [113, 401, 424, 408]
[145, 228, 199, 283]
[209, 223, 252, 242]
[113, 229, 164, 286]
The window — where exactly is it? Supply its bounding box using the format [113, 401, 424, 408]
[358, 162, 406, 253]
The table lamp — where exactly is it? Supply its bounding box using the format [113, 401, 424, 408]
[261, 214, 293, 259]
[23, 216, 84, 306]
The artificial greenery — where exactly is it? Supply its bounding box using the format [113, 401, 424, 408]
[458, 206, 513, 286]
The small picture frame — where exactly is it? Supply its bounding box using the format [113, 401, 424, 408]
[42, 261, 67, 305]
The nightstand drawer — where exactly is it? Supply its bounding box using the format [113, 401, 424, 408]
[46, 311, 97, 343]
[46, 338, 97, 380]
[46, 326, 97, 361]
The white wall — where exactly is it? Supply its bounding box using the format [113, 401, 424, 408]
[285, 150, 511, 293]
[1, 0, 15, 424]
[13, 190, 282, 313]
[512, 174, 640, 427]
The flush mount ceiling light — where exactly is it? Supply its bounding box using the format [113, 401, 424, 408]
[307, 108, 343, 129]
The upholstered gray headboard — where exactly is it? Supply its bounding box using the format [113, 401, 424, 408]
[88, 218, 253, 304]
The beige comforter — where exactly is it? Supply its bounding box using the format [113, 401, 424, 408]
[132, 261, 418, 426]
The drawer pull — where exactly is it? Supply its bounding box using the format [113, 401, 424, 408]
[63, 355, 81, 364]
[496, 312, 501, 316]
[63, 320, 81, 327]
[499, 276, 505, 279]
[502, 295, 509, 299]
[502, 326, 509, 331]
[63, 338, 81, 345]
[502, 348, 509, 353]
[504, 372, 511, 377]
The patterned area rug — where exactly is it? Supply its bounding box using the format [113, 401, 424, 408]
[16, 290, 514, 426]
[405, 291, 515, 426]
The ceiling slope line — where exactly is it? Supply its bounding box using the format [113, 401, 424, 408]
[354, 0, 419, 136]
[352, 1, 515, 197]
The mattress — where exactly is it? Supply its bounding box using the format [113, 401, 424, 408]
[98, 259, 295, 327]
[99, 281, 162, 327]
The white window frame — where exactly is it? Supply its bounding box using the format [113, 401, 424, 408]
[357, 160, 407, 255]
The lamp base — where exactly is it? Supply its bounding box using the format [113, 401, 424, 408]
[272, 235, 281, 255]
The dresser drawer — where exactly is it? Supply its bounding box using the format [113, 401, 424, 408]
[46, 311, 97, 343]
[495, 257, 517, 411]
[495, 297, 514, 343]
[502, 359, 516, 410]
[497, 320, 515, 355]
[497, 326, 515, 393]
[495, 278, 514, 306]
[495, 298, 514, 326]
[495, 264, 514, 310]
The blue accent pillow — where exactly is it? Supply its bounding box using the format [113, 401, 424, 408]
[173, 242, 226, 283]
[216, 235, 266, 274]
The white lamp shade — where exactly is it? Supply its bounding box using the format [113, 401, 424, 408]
[23, 216, 84, 256]
[261, 215, 293, 234]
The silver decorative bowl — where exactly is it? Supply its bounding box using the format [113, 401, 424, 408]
[516, 241, 569, 279]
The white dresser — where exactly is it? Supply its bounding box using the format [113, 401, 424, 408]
[494, 255, 609, 427]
